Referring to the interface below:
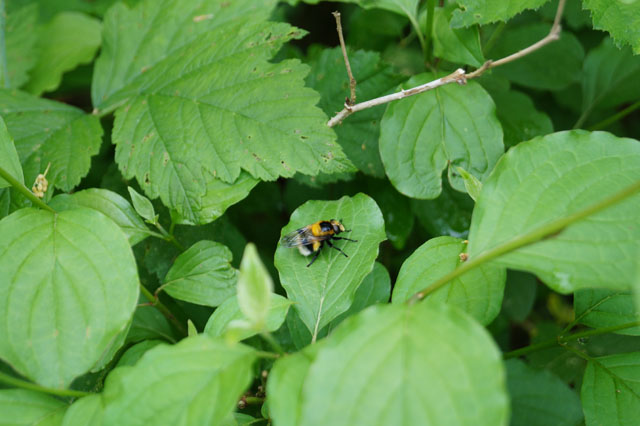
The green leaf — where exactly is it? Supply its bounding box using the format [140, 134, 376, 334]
[305, 47, 405, 177]
[237, 243, 273, 329]
[581, 38, 640, 117]
[485, 85, 553, 148]
[574, 289, 640, 336]
[50, 188, 150, 246]
[2, 4, 39, 88]
[456, 166, 482, 201]
[326, 261, 391, 331]
[23, 12, 102, 95]
[162, 240, 238, 307]
[379, 72, 503, 199]
[170, 171, 259, 226]
[0, 115, 24, 187]
[297, 303, 508, 425]
[489, 23, 584, 90]
[467, 130, 640, 293]
[204, 294, 293, 340]
[411, 179, 474, 238]
[275, 193, 386, 336]
[506, 359, 583, 426]
[502, 270, 537, 322]
[127, 303, 177, 345]
[392, 236, 506, 325]
[117, 340, 164, 367]
[62, 394, 104, 426]
[94, 0, 352, 219]
[431, 5, 484, 67]
[582, 352, 640, 426]
[0, 208, 139, 388]
[267, 344, 320, 426]
[451, 0, 550, 27]
[0, 389, 68, 425]
[0, 89, 103, 192]
[583, 0, 640, 55]
[102, 335, 256, 426]
[127, 187, 156, 223]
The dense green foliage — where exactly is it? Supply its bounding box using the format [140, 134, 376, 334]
[0, 0, 639, 424]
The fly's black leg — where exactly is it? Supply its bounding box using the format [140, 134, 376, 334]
[307, 244, 322, 267]
[326, 239, 349, 258]
[331, 237, 358, 243]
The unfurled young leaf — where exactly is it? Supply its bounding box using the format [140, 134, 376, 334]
[468, 130, 640, 293]
[0, 208, 139, 388]
[392, 236, 506, 325]
[93, 0, 353, 222]
[237, 243, 273, 329]
[275, 194, 386, 336]
[0, 116, 24, 187]
[379, 73, 503, 199]
[456, 166, 482, 201]
[128, 186, 156, 223]
[0, 89, 103, 192]
[162, 240, 238, 307]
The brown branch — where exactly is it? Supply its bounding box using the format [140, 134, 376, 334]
[327, 0, 567, 127]
[332, 11, 356, 106]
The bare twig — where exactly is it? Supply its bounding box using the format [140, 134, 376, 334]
[327, 0, 567, 127]
[332, 12, 356, 106]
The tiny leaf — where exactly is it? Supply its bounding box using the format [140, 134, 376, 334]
[456, 166, 482, 201]
[128, 187, 156, 223]
[237, 243, 273, 329]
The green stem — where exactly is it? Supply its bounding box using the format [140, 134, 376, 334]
[406, 11, 426, 57]
[0, 0, 8, 88]
[503, 320, 640, 359]
[155, 221, 184, 251]
[483, 22, 506, 55]
[423, 0, 436, 63]
[0, 166, 56, 213]
[244, 396, 264, 405]
[139, 284, 187, 336]
[408, 179, 640, 304]
[588, 100, 640, 131]
[0, 371, 91, 398]
[260, 331, 284, 356]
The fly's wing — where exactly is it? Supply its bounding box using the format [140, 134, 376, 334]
[280, 227, 325, 247]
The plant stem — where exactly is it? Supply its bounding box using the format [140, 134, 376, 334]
[139, 284, 187, 336]
[0, 166, 56, 213]
[423, 0, 436, 63]
[0, 0, 9, 88]
[408, 179, 640, 304]
[588, 100, 640, 130]
[332, 12, 356, 105]
[155, 221, 184, 251]
[260, 331, 284, 356]
[0, 370, 91, 398]
[504, 320, 640, 359]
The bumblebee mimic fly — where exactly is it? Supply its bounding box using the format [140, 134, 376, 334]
[280, 219, 357, 267]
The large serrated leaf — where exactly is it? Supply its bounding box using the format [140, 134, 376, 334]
[506, 359, 583, 426]
[0, 389, 68, 425]
[162, 240, 238, 307]
[581, 352, 640, 426]
[0, 208, 139, 388]
[393, 236, 506, 325]
[297, 303, 508, 425]
[95, 0, 352, 220]
[102, 335, 256, 426]
[468, 130, 640, 293]
[306, 47, 405, 177]
[0, 116, 24, 187]
[50, 188, 150, 246]
[451, 0, 551, 27]
[582, 0, 640, 55]
[379, 72, 503, 199]
[275, 194, 386, 337]
[0, 90, 103, 192]
[24, 12, 102, 95]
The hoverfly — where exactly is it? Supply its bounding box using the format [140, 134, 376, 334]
[280, 219, 357, 267]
